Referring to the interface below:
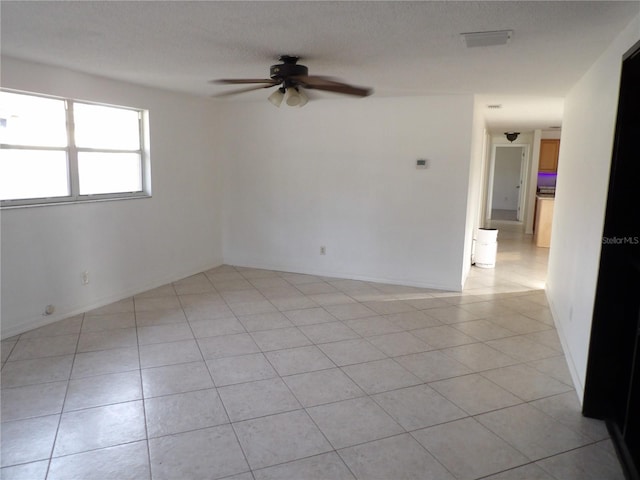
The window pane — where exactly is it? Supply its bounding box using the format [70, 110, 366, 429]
[0, 92, 67, 147]
[0, 149, 69, 200]
[74, 103, 140, 150]
[78, 152, 142, 195]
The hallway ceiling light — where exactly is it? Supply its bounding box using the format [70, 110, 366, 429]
[461, 30, 513, 48]
[505, 132, 520, 142]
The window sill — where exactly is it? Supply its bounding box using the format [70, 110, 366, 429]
[1, 193, 152, 209]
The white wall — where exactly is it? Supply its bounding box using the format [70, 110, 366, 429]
[462, 98, 489, 282]
[220, 95, 475, 291]
[1, 58, 224, 338]
[541, 130, 562, 139]
[491, 147, 522, 211]
[546, 14, 640, 400]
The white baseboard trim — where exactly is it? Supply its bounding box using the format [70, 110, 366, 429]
[1, 260, 224, 340]
[224, 257, 462, 292]
[545, 283, 585, 404]
[3, 258, 461, 340]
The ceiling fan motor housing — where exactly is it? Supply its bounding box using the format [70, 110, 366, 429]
[270, 56, 308, 80]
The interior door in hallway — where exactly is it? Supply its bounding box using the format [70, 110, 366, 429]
[490, 145, 526, 222]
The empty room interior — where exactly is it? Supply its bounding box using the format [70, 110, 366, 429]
[1, 2, 640, 479]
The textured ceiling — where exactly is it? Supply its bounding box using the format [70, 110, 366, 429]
[1, 1, 638, 130]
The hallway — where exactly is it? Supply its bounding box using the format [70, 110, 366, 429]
[465, 228, 549, 295]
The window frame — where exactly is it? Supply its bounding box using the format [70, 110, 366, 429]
[0, 89, 151, 208]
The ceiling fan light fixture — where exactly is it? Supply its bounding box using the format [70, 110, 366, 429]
[297, 88, 308, 107]
[285, 87, 302, 107]
[268, 88, 285, 107]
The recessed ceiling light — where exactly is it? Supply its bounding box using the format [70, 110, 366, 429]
[487, 104, 502, 109]
[461, 30, 513, 48]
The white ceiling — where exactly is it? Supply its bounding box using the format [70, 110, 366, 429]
[2, 1, 638, 131]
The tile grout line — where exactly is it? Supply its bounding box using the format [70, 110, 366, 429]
[215, 267, 402, 477]
[248, 294, 460, 479]
[132, 294, 154, 480]
[191, 269, 255, 479]
[255, 338, 352, 478]
[43, 312, 85, 479]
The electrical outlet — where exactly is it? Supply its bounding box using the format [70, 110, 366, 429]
[82, 271, 90, 285]
[320, 246, 326, 255]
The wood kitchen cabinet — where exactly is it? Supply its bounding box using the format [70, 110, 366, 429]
[534, 197, 554, 247]
[539, 139, 560, 172]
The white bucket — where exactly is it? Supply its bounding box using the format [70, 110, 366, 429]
[476, 228, 498, 244]
[474, 228, 498, 268]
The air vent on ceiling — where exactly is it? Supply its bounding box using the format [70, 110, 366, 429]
[461, 30, 513, 48]
[487, 104, 502, 109]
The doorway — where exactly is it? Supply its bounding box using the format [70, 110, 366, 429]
[486, 144, 528, 224]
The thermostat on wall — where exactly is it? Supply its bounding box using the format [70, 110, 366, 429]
[416, 159, 428, 169]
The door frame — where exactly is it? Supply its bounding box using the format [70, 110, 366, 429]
[517, 153, 527, 221]
[485, 143, 530, 222]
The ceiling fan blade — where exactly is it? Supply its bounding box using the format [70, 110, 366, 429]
[303, 83, 372, 97]
[210, 79, 278, 85]
[210, 84, 276, 98]
[293, 75, 372, 97]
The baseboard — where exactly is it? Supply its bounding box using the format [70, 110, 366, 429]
[545, 284, 585, 402]
[1, 260, 224, 340]
[224, 258, 462, 293]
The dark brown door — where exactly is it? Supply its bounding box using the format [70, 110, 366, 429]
[584, 39, 640, 480]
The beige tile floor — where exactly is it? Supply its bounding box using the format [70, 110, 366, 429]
[0, 232, 624, 479]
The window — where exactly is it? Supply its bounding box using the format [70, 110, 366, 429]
[0, 90, 149, 207]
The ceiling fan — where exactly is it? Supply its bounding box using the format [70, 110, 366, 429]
[210, 55, 373, 107]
